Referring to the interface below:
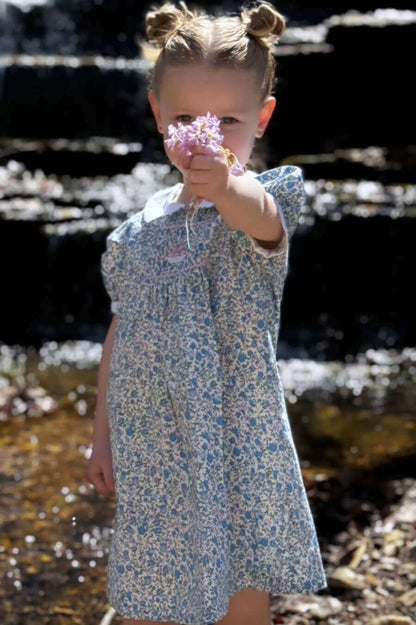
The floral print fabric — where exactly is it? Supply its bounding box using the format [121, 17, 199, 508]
[101, 165, 327, 624]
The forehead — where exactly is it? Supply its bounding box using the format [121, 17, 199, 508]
[159, 64, 260, 111]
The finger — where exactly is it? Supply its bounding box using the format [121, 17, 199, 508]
[103, 469, 116, 494]
[178, 145, 214, 170]
[188, 179, 210, 193]
[188, 156, 212, 170]
[88, 466, 107, 496]
[168, 142, 191, 170]
[193, 143, 217, 155]
[181, 154, 192, 170]
[188, 168, 209, 181]
[174, 146, 192, 170]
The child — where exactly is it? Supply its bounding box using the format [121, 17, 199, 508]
[87, 1, 328, 624]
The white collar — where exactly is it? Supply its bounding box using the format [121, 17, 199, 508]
[142, 182, 214, 223]
[142, 170, 258, 224]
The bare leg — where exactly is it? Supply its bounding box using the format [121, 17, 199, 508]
[215, 588, 271, 625]
[120, 589, 270, 625]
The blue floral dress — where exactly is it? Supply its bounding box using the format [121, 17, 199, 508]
[101, 165, 328, 624]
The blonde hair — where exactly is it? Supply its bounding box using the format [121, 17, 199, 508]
[140, 0, 286, 104]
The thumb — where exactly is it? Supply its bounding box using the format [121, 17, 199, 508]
[181, 144, 215, 169]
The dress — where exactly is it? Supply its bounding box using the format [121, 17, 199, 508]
[101, 165, 328, 624]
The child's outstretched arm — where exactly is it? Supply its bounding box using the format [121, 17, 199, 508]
[182, 146, 284, 248]
[216, 174, 284, 248]
[86, 314, 117, 498]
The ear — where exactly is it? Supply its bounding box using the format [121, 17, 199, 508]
[148, 90, 164, 134]
[256, 96, 276, 138]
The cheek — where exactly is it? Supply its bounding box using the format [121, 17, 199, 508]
[222, 135, 252, 161]
[222, 128, 250, 148]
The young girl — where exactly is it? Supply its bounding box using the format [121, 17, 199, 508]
[87, 2, 328, 624]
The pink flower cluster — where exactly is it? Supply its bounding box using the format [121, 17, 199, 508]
[165, 112, 245, 175]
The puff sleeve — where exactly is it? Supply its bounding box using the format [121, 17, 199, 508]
[101, 229, 126, 314]
[246, 165, 305, 258]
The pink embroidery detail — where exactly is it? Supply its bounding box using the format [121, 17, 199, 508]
[157, 217, 217, 231]
[162, 244, 189, 264]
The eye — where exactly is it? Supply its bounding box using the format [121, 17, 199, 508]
[175, 115, 238, 124]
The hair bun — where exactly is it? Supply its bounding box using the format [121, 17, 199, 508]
[146, 1, 193, 48]
[241, 2, 286, 46]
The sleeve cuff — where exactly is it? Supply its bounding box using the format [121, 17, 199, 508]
[111, 300, 119, 313]
[247, 191, 289, 258]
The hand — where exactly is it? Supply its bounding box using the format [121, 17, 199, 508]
[167, 141, 231, 205]
[87, 438, 116, 498]
[184, 145, 231, 204]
